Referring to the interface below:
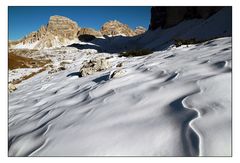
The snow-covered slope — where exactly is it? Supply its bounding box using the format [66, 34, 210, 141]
[9, 37, 231, 156]
[13, 37, 82, 50]
[9, 68, 42, 83]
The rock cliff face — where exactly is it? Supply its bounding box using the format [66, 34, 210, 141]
[47, 15, 79, 40]
[78, 28, 103, 42]
[11, 15, 80, 49]
[10, 16, 146, 49]
[78, 28, 103, 38]
[134, 26, 146, 35]
[100, 20, 136, 37]
[21, 26, 47, 44]
[149, 7, 222, 30]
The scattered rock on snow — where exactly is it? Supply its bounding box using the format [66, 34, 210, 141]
[60, 61, 72, 67]
[58, 66, 66, 71]
[116, 62, 124, 67]
[9, 83, 17, 93]
[110, 69, 126, 78]
[80, 57, 111, 77]
[48, 66, 66, 74]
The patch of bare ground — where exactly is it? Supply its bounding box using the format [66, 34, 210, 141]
[9, 50, 51, 70]
[8, 49, 52, 92]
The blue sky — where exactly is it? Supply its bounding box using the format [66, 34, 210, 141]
[9, 6, 151, 40]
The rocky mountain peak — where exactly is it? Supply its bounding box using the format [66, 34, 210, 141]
[10, 16, 146, 49]
[100, 20, 136, 37]
[134, 26, 146, 35]
[78, 28, 102, 37]
[77, 28, 103, 42]
[47, 15, 79, 40]
[10, 15, 81, 49]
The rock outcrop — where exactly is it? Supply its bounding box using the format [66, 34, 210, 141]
[134, 26, 146, 35]
[21, 26, 47, 44]
[78, 28, 103, 38]
[48, 66, 66, 74]
[149, 7, 222, 30]
[47, 15, 79, 40]
[9, 40, 24, 49]
[78, 28, 103, 41]
[100, 20, 136, 37]
[116, 62, 124, 67]
[110, 69, 126, 78]
[8, 83, 17, 93]
[10, 16, 147, 49]
[80, 57, 111, 77]
[11, 15, 80, 49]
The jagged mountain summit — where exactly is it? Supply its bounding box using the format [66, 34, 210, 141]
[77, 28, 103, 42]
[47, 15, 79, 40]
[9, 16, 146, 50]
[10, 15, 80, 49]
[100, 20, 146, 37]
[134, 26, 147, 35]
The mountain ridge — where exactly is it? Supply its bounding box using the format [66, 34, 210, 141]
[9, 16, 146, 49]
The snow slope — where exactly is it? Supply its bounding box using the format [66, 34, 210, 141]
[8, 37, 231, 156]
[13, 37, 83, 50]
[9, 68, 42, 83]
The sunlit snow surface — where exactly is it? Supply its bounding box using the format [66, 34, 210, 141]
[9, 37, 231, 156]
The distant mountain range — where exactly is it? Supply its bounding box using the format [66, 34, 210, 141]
[9, 16, 146, 49]
[9, 6, 228, 50]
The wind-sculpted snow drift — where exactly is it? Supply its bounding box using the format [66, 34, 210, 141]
[8, 7, 232, 156]
[9, 37, 231, 156]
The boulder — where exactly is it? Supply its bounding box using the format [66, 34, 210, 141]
[60, 61, 72, 67]
[110, 69, 126, 78]
[80, 57, 111, 77]
[9, 83, 17, 93]
[116, 62, 124, 67]
[48, 66, 66, 74]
